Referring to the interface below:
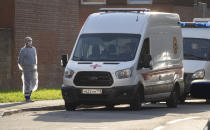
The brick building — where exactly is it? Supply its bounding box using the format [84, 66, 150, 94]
[79, 0, 210, 27]
[0, 0, 79, 90]
[0, 0, 210, 90]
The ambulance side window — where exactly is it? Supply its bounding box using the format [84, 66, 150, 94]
[137, 38, 151, 70]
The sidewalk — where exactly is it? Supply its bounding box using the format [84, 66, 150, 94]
[0, 100, 64, 117]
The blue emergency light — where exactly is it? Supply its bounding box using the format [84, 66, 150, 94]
[98, 8, 150, 13]
[179, 22, 210, 28]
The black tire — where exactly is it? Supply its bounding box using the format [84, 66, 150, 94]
[65, 102, 77, 111]
[106, 104, 114, 110]
[166, 86, 179, 108]
[130, 90, 142, 111]
[179, 95, 186, 104]
[151, 101, 157, 104]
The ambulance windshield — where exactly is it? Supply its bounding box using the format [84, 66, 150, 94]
[72, 33, 141, 61]
[183, 38, 210, 61]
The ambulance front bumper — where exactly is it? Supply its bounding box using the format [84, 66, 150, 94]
[190, 80, 210, 99]
[61, 85, 138, 105]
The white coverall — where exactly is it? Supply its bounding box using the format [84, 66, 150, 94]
[18, 46, 38, 96]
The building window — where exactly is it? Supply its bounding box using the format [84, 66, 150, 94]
[81, 0, 106, 5]
[127, 0, 152, 4]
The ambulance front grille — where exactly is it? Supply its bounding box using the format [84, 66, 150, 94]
[74, 71, 113, 86]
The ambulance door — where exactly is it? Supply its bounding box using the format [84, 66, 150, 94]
[138, 38, 153, 97]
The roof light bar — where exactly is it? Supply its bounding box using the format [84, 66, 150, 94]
[98, 8, 150, 13]
[179, 22, 210, 28]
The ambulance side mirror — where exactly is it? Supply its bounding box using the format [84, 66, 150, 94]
[137, 54, 152, 70]
[143, 54, 152, 69]
[61, 54, 68, 67]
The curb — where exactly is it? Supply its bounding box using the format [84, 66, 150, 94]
[1, 105, 65, 117]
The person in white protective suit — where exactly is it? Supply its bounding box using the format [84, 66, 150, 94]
[18, 37, 38, 102]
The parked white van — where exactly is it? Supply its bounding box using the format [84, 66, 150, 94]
[181, 20, 210, 101]
[61, 8, 184, 111]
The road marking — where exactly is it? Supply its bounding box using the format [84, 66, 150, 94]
[166, 117, 199, 125]
[153, 126, 165, 130]
[72, 126, 108, 129]
[153, 116, 200, 130]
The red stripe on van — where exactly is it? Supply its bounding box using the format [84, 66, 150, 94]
[141, 66, 183, 80]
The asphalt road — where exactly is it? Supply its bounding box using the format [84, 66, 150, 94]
[0, 100, 210, 130]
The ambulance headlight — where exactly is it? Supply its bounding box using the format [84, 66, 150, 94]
[64, 68, 74, 79]
[116, 67, 133, 79]
[192, 69, 205, 79]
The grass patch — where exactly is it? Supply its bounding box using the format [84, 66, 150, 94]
[0, 88, 62, 103]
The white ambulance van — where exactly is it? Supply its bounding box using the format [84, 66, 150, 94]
[181, 19, 210, 101]
[61, 8, 184, 111]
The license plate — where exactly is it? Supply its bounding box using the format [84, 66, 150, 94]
[81, 89, 102, 94]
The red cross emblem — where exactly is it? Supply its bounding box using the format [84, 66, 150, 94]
[90, 64, 102, 69]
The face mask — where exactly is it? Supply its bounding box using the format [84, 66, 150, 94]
[28, 41, 32, 46]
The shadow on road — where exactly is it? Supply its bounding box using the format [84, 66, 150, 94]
[33, 102, 210, 123]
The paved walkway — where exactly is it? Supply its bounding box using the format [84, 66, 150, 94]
[0, 100, 64, 117]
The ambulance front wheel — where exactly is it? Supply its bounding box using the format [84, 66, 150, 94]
[65, 101, 77, 111]
[130, 89, 143, 111]
[166, 85, 179, 108]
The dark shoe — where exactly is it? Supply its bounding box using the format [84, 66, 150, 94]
[25, 99, 34, 102]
